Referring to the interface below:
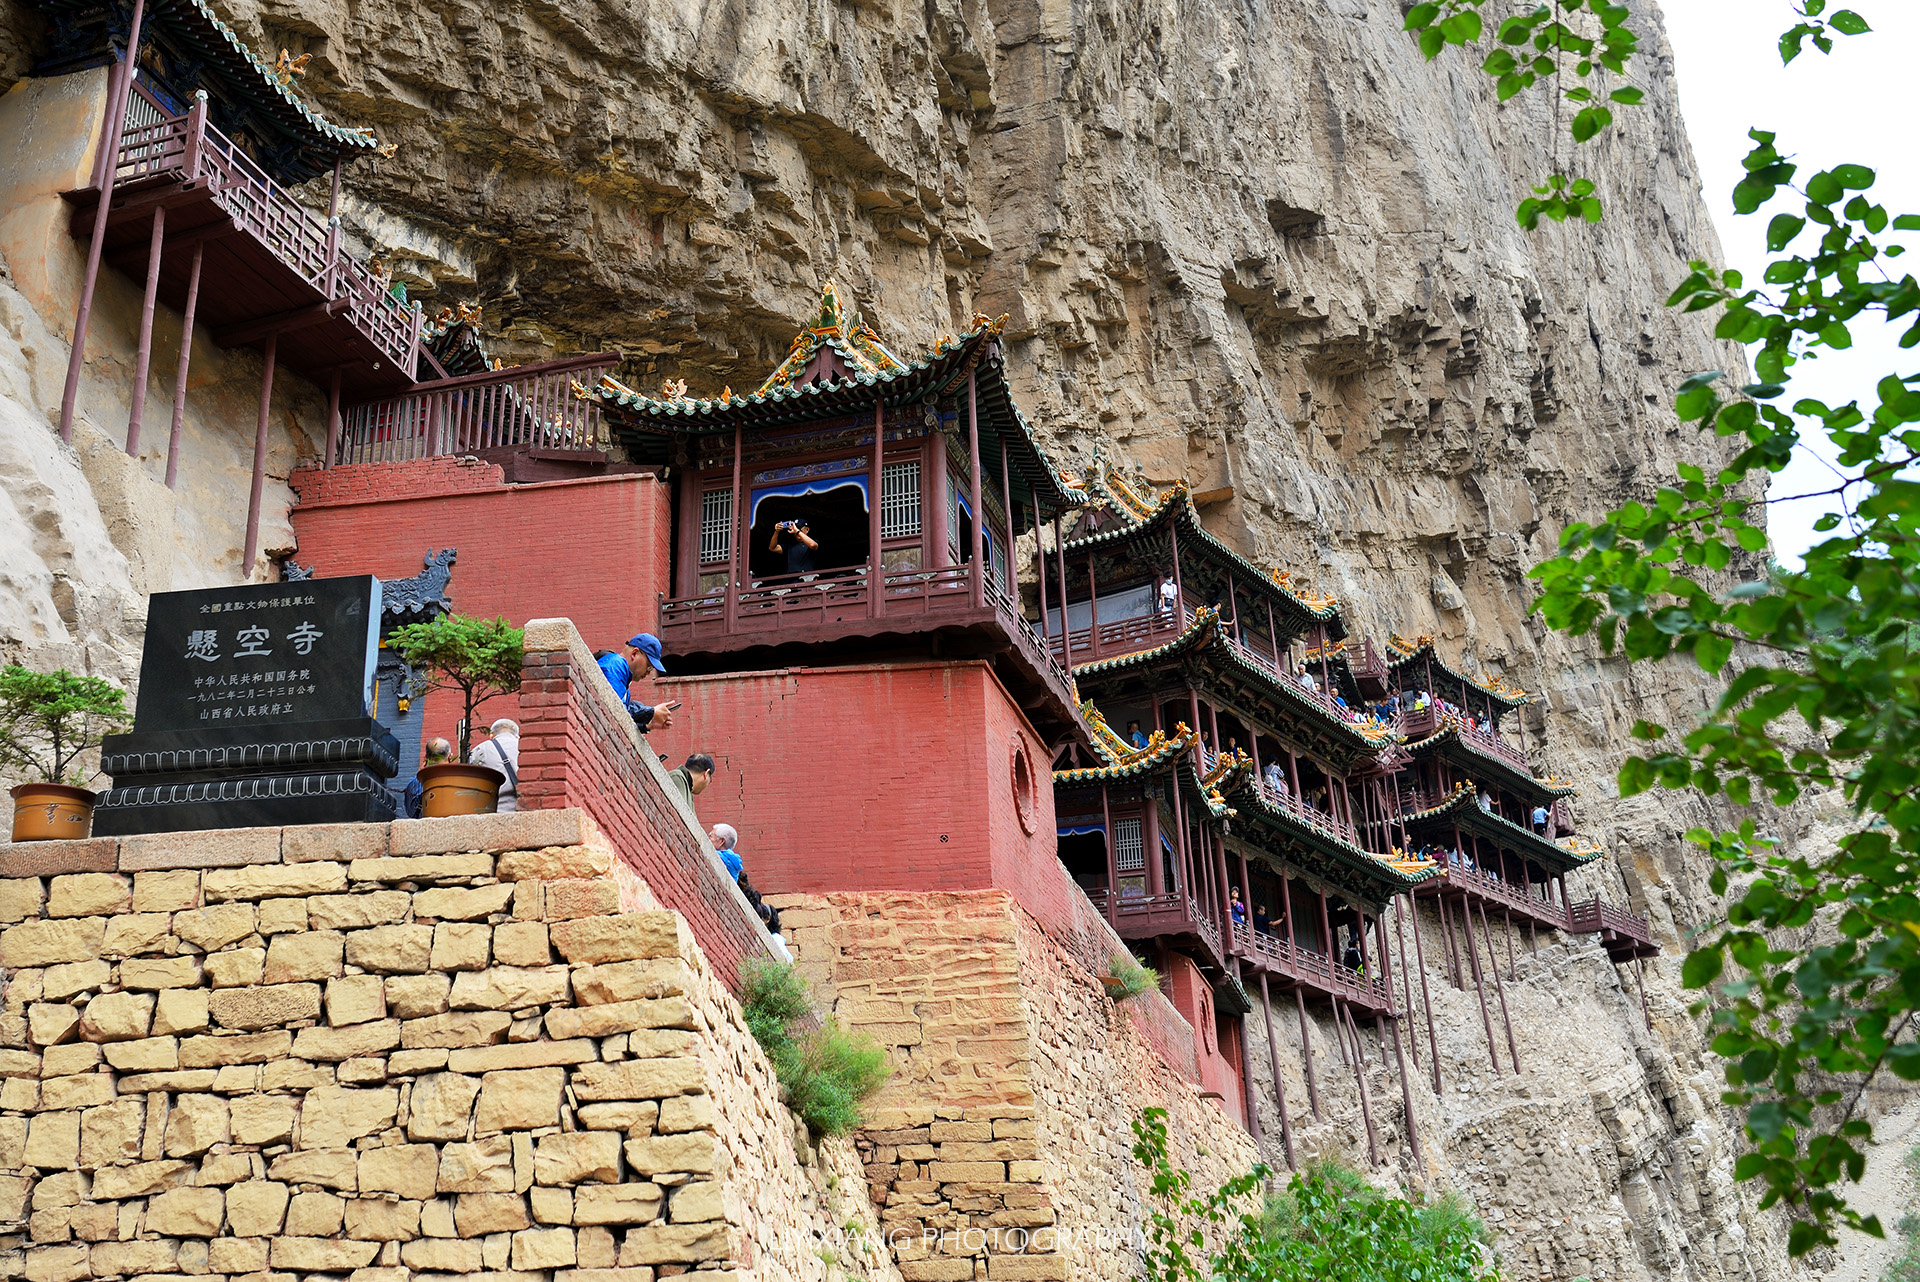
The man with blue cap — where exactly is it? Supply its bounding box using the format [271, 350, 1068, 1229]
[598, 633, 675, 731]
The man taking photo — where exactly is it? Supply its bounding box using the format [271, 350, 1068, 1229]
[597, 632, 676, 732]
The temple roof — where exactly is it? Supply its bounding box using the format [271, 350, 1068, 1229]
[1385, 634, 1531, 712]
[1068, 607, 1398, 755]
[1228, 779, 1439, 898]
[1401, 709, 1577, 801]
[1396, 782, 1598, 873]
[588, 289, 1082, 521]
[1051, 703, 1197, 784]
[34, 0, 381, 183]
[1063, 457, 1346, 640]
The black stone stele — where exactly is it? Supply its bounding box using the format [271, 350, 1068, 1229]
[96, 576, 402, 835]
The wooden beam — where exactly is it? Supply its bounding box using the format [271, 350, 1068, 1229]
[214, 298, 348, 348]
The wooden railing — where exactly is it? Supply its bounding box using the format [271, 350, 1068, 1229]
[1425, 855, 1566, 923]
[1251, 778, 1363, 848]
[1566, 895, 1652, 946]
[1047, 610, 1183, 663]
[1086, 889, 1223, 962]
[110, 95, 417, 374]
[334, 354, 618, 466]
[1231, 926, 1394, 1011]
[1399, 704, 1531, 771]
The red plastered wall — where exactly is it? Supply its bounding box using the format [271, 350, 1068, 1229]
[1163, 951, 1245, 1122]
[288, 461, 671, 751]
[650, 661, 1080, 939]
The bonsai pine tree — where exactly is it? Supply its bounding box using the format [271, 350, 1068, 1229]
[385, 614, 525, 760]
[0, 665, 131, 788]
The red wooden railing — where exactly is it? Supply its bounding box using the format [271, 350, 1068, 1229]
[1251, 778, 1363, 848]
[334, 354, 618, 466]
[1085, 889, 1223, 963]
[1231, 925, 1394, 1012]
[110, 95, 417, 374]
[1566, 895, 1653, 947]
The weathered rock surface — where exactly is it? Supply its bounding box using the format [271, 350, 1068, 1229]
[0, 0, 1843, 1274]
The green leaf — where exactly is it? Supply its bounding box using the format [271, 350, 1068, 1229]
[1419, 24, 1446, 58]
[1683, 946, 1725, 989]
[1831, 163, 1876, 190]
[1609, 86, 1644, 105]
[1765, 214, 1805, 252]
[1829, 10, 1871, 35]
[1403, 1, 1440, 29]
[1695, 633, 1733, 674]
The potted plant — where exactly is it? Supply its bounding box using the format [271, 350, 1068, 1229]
[386, 613, 525, 817]
[0, 664, 131, 841]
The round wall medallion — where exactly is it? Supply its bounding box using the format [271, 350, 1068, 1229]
[1010, 737, 1039, 835]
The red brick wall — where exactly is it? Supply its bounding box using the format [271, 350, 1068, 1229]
[650, 662, 1078, 928]
[516, 627, 773, 991]
[1163, 952, 1245, 1119]
[288, 461, 670, 657]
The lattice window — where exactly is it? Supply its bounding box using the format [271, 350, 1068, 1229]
[882, 461, 921, 538]
[947, 482, 962, 564]
[1114, 817, 1144, 872]
[699, 487, 732, 564]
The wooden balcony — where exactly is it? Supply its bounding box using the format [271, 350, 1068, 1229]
[66, 92, 422, 400]
[1399, 705, 1532, 773]
[1567, 896, 1658, 961]
[1229, 925, 1395, 1016]
[1412, 857, 1571, 931]
[658, 561, 1083, 740]
[1084, 889, 1226, 974]
[1248, 777, 1364, 849]
[330, 354, 620, 467]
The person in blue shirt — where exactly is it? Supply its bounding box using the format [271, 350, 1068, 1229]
[1125, 719, 1149, 750]
[708, 822, 744, 879]
[402, 737, 451, 818]
[597, 633, 674, 731]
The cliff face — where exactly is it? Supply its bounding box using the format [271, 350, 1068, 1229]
[0, 0, 1824, 1273]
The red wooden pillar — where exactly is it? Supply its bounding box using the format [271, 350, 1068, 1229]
[60, 0, 149, 443]
[1085, 555, 1099, 659]
[1099, 783, 1117, 928]
[124, 205, 166, 455]
[241, 334, 278, 575]
[1143, 776, 1165, 899]
[1257, 973, 1295, 1169]
[163, 241, 203, 489]
[725, 424, 743, 631]
[966, 370, 983, 607]
[999, 434, 1016, 604]
[1034, 502, 1050, 653]
[322, 371, 342, 478]
[928, 432, 950, 570]
[1053, 514, 1072, 677]
[868, 400, 884, 616]
[1407, 896, 1441, 1093]
[1294, 989, 1322, 1122]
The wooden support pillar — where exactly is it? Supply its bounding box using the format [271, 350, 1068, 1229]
[999, 426, 1016, 600]
[966, 369, 983, 607]
[1317, 891, 1334, 968]
[1258, 973, 1295, 1169]
[929, 427, 950, 570]
[1385, 1012, 1423, 1167]
[868, 400, 884, 617]
[163, 240, 203, 489]
[322, 370, 342, 477]
[1035, 506, 1050, 652]
[1086, 554, 1099, 659]
[1504, 906, 1518, 982]
[1053, 513, 1072, 676]
[1456, 888, 1502, 1075]
[1294, 989, 1322, 1122]
[1099, 784, 1117, 929]
[1237, 1011, 1262, 1143]
[1143, 780, 1165, 899]
[1341, 1000, 1380, 1167]
[1409, 898, 1442, 1094]
[1480, 899, 1522, 1072]
[1637, 957, 1651, 1031]
[61, 0, 149, 443]
[1438, 884, 1463, 988]
[726, 424, 743, 631]
[240, 334, 278, 576]
[1393, 901, 1417, 1067]
[124, 205, 166, 456]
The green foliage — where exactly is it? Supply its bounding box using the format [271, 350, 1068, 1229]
[0, 665, 130, 787]
[1408, 0, 1917, 1255]
[386, 614, 525, 759]
[1132, 1108, 1493, 1281]
[1107, 951, 1161, 1001]
[1888, 1145, 1920, 1282]
[738, 958, 891, 1139]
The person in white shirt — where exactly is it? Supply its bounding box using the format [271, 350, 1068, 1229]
[470, 718, 519, 812]
[1158, 578, 1179, 621]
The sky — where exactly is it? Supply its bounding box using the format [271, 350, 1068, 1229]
[1659, 1, 1918, 567]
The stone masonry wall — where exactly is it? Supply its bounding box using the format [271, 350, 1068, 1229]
[779, 890, 1258, 1281]
[0, 809, 898, 1282]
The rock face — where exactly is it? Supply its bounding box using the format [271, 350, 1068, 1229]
[0, 0, 1830, 1274]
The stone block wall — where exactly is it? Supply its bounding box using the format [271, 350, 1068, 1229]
[0, 809, 898, 1282]
[779, 890, 1258, 1281]
[515, 620, 776, 992]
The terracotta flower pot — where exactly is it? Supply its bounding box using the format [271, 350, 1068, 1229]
[415, 762, 505, 818]
[10, 782, 98, 842]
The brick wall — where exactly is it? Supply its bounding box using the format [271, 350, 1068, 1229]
[0, 811, 899, 1282]
[515, 619, 775, 993]
[286, 460, 671, 661]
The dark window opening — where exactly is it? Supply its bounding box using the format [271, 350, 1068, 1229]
[1057, 831, 1108, 892]
[748, 486, 870, 580]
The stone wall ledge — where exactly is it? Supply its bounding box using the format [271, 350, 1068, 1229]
[0, 809, 599, 878]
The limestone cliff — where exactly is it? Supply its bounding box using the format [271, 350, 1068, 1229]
[0, 0, 1834, 1274]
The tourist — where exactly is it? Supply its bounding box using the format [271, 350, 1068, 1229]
[666, 752, 714, 812]
[402, 737, 451, 819]
[1157, 578, 1179, 621]
[1126, 719, 1149, 750]
[1263, 761, 1286, 793]
[769, 518, 819, 576]
[1300, 668, 1318, 693]
[1477, 790, 1493, 814]
[709, 822, 743, 878]
[469, 718, 520, 812]
[1253, 902, 1273, 936]
[1532, 804, 1550, 834]
[1341, 934, 1363, 972]
[1229, 886, 1246, 928]
[598, 633, 676, 732]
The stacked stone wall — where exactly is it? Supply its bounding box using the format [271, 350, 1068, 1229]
[779, 890, 1258, 1281]
[0, 810, 897, 1282]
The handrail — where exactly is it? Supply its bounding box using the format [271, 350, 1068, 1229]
[109, 102, 415, 372]
[1231, 925, 1393, 1009]
[1251, 778, 1362, 848]
[335, 355, 618, 466]
[1567, 895, 1651, 943]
